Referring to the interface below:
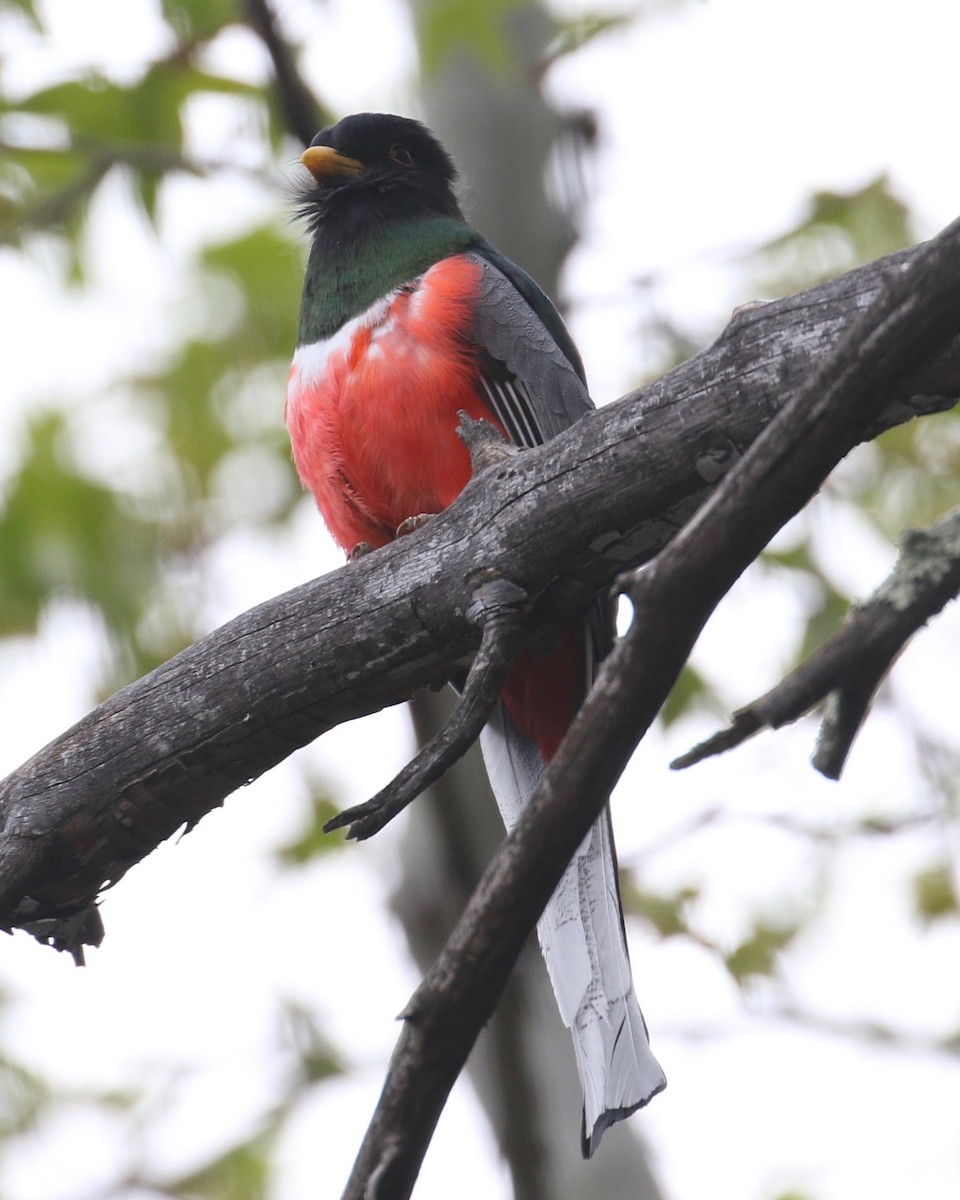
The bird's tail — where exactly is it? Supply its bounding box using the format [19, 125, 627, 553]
[479, 700, 666, 1157]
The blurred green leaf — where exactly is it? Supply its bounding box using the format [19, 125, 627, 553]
[763, 540, 817, 574]
[863, 411, 960, 535]
[660, 662, 711, 727]
[795, 574, 852, 663]
[161, 0, 238, 42]
[724, 918, 800, 984]
[0, 155, 106, 245]
[750, 175, 914, 296]
[1, 0, 41, 29]
[143, 338, 237, 492]
[0, 413, 161, 642]
[623, 881, 699, 939]
[0, 142, 86, 192]
[20, 76, 147, 144]
[282, 1001, 345, 1083]
[8, 62, 262, 236]
[277, 793, 347, 864]
[913, 863, 959, 925]
[0, 1053, 50, 1138]
[417, 0, 522, 75]
[165, 1129, 275, 1200]
[545, 11, 634, 63]
[20, 66, 258, 148]
[5, 0, 39, 22]
[806, 176, 912, 262]
[203, 225, 305, 357]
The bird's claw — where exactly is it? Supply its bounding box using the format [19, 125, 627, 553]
[395, 513, 435, 538]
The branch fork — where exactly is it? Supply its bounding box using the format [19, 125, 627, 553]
[673, 505, 960, 777]
[1, 238, 958, 959]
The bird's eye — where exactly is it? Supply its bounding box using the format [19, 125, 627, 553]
[389, 143, 415, 168]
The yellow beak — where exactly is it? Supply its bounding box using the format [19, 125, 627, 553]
[300, 145, 364, 181]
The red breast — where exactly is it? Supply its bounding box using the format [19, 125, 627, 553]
[286, 253, 504, 551]
[287, 251, 577, 763]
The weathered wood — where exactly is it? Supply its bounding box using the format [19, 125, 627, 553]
[673, 506, 960, 775]
[337, 214, 960, 1200]
[0, 241, 957, 956]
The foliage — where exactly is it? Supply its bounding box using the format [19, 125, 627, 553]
[913, 862, 960, 924]
[617, 173, 960, 1096]
[0, 1, 350, 1194]
[1, 0, 958, 1197]
[0, 0, 307, 684]
[275, 790, 346, 862]
[417, 0, 522, 74]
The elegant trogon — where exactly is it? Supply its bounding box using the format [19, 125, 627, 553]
[286, 112, 666, 1156]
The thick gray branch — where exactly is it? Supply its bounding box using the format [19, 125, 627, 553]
[337, 213, 960, 1200]
[0, 241, 958, 958]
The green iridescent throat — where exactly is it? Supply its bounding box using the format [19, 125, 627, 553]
[297, 217, 477, 345]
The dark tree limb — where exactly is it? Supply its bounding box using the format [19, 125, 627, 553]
[672, 505, 960, 777]
[337, 215, 960, 1199]
[324, 580, 527, 840]
[242, 0, 330, 147]
[0, 240, 958, 964]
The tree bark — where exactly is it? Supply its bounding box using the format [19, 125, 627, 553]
[673, 504, 960, 776]
[0, 239, 957, 961]
[336, 211, 960, 1200]
[397, 6, 661, 1192]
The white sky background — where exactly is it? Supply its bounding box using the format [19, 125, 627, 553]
[1, 1, 960, 1198]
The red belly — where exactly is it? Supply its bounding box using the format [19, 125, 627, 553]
[286, 251, 579, 763]
[286, 253, 499, 551]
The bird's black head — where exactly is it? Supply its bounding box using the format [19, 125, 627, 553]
[297, 113, 463, 232]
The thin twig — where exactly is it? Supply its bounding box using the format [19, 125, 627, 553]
[672, 507, 960, 775]
[242, 0, 328, 146]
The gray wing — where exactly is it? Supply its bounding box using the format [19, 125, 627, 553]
[466, 248, 595, 446]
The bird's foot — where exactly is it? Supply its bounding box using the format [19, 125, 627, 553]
[347, 541, 375, 561]
[396, 513, 435, 538]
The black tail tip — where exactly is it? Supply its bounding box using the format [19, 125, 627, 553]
[580, 1076, 668, 1158]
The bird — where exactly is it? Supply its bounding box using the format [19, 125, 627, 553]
[286, 112, 666, 1156]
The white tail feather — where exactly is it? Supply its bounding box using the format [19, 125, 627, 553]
[480, 702, 666, 1156]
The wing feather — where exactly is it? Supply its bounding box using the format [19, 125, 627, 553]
[466, 247, 594, 443]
